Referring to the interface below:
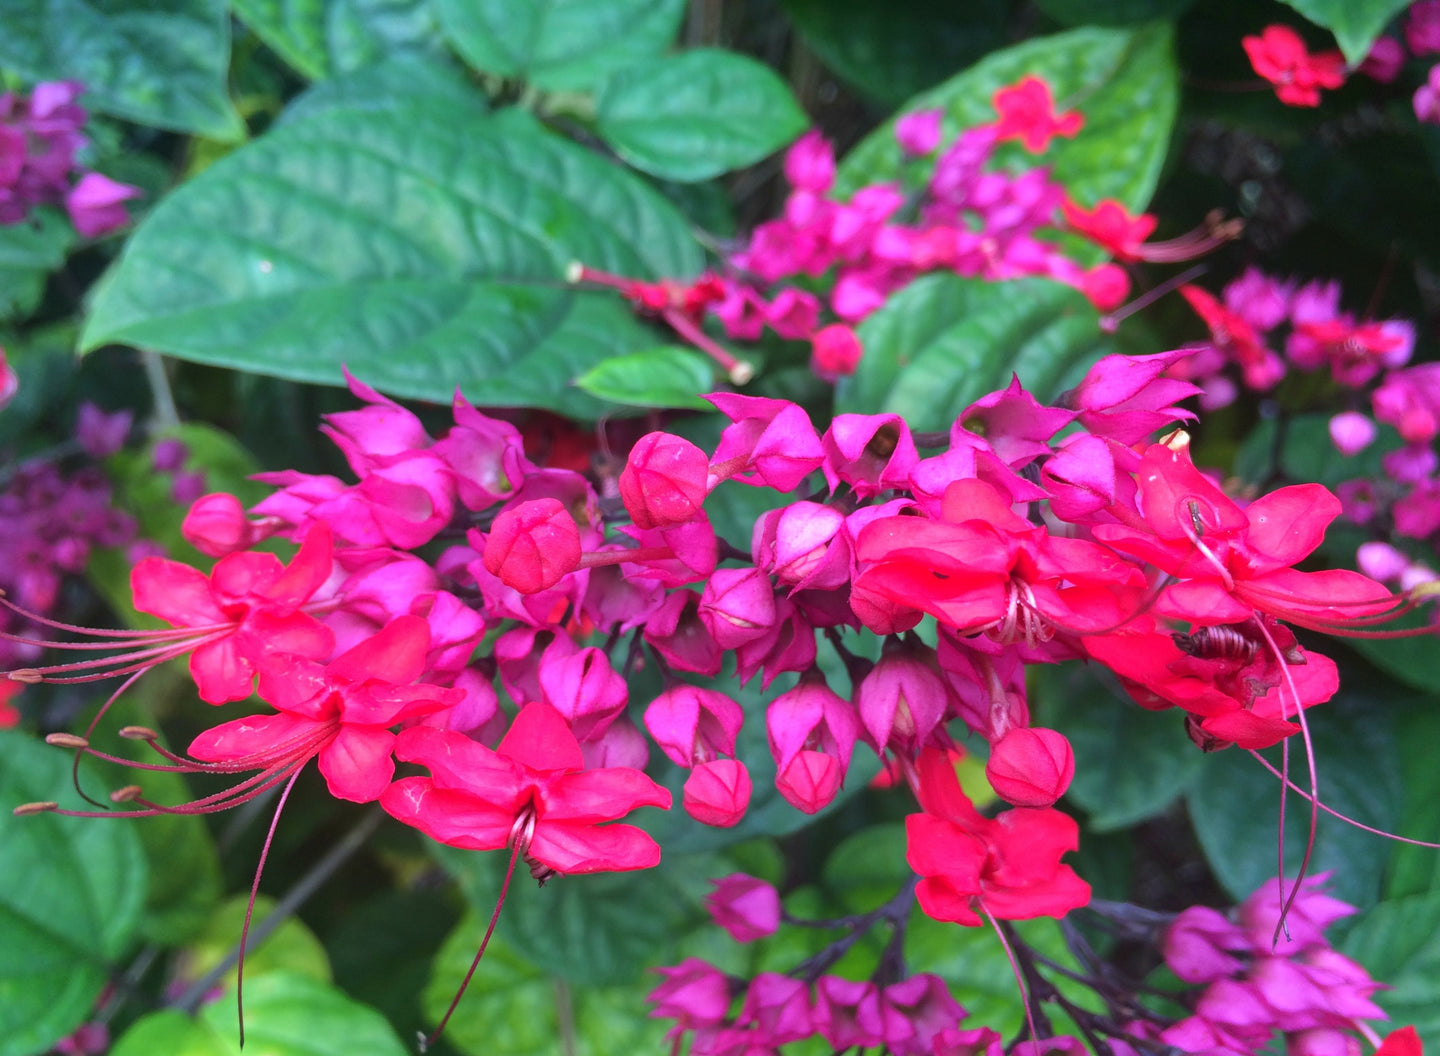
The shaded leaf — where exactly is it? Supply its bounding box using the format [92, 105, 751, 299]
[1185, 691, 1402, 910]
[836, 274, 1109, 429]
[1035, 0, 1197, 24]
[834, 23, 1178, 216]
[0, 0, 242, 140]
[81, 105, 701, 418]
[0, 730, 148, 1056]
[574, 345, 717, 410]
[232, 0, 443, 80]
[597, 49, 808, 182]
[278, 51, 486, 125]
[432, 0, 686, 91]
[0, 209, 74, 322]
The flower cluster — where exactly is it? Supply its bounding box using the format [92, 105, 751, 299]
[1160, 875, 1386, 1054]
[0, 81, 140, 237]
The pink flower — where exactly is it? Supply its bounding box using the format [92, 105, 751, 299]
[991, 76, 1083, 152]
[784, 130, 835, 193]
[895, 109, 944, 156]
[682, 759, 752, 827]
[705, 874, 781, 942]
[481, 497, 581, 594]
[619, 432, 710, 529]
[65, 172, 141, 237]
[1243, 25, 1346, 107]
[984, 726, 1074, 807]
[810, 323, 863, 381]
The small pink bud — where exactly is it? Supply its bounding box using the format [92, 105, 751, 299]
[1081, 263, 1130, 311]
[1357, 541, 1410, 583]
[65, 172, 141, 238]
[181, 493, 267, 557]
[1328, 411, 1376, 456]
[0, 347, 17, 410]
[644, 685, 744, 768]
[783, 130, 834, 193]
[776, 749, 843, 814]
[698, 567, 777, 649]
[619, 431, 710, 530]
[1290, 1030, 1362, 1056]
[482, 497, 581, 593]
[705, 874, 781, 942]
[895, 109, 943, 156]
[810, 323, 863, 380]
[984, 726, 1074, 807]
[647, 958, 732, 1030]
[683, 758, 752, 827]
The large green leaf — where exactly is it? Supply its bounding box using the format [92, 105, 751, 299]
[574, 345, 717, 410]
[781, 0, 1010, 108]
[1185, 692, 1402, 910]
[81, 104, 702, 417]
[232, 0, 443, 80]
[0, 209, 74, 322]
[0, 730, 148, 1056]
[834, 23, 1178, 214]
[1341, 890, 1440, 1043]
[596, 49, 808, 182]
[432, 0, 686, 91]
[1378, 703, 1440, 901]
[278, 50, 486, 125]
[835, 274, 1109, 429]
[1278, 0, 1412, 65]
[109, 973, 408, 1056]
[1037, 665, 1206, 833]
[0, 0, 242, 140]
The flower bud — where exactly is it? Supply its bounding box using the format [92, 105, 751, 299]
[181, 492, 273, 557]
[984, 726, 1074, 807]
[644, 685, 743, 768]
[482, 497, 581, 594]
[683, 759, 752, 827]
[895, 109, 943, 156]
[539, 646, 627, 741]
[1328, 411, 1376, 456]
[619, 431, 709, 530]
[1357, 541, 1409, 583]
[705, 874, 780, 942]
[810, 323, 863, 380]
[698, 567, 777, 649]
[776, 749, 843, 814]
[647, 958, 732, 1031]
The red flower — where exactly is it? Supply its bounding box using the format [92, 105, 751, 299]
[381, 701, 671, 876]
[1242, 25, 1346, 107]
[1061, 198, 1157, 262]
[991, 75, 1084, 153]
[906, 748, 1090, 927]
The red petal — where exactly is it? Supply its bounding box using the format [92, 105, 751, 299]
[188, 711, 317, 762]
[1243, 484, 1338, 569]
[544, 767, 672, 822]
[131, 558, 227, 626]
[528, 819, 661, 873]
[915, 875, 983, 927]
[265, 521, 334, 607]
[392, 725, 524, 807]
[318, 725, 395, 802]
[380, 778, 515, 850]
[328, 614, 430, 685]
[498, 701, 584, 774]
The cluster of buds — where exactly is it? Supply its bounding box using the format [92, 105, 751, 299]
[0, 81, 140, 237]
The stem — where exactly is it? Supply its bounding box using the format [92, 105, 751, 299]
[141, 349, 180, 430]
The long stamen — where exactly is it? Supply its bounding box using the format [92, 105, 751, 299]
[236, 767, 304, 1048]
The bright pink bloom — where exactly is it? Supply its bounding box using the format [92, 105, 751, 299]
[619, 432, 710, 530]
[906, 747, 1090, 927]
[1239, 872, 1356, 954]
[896, 108, 944, 155]
[1360, 36, 1405, 82]
[1164, 905, 1249, 984]
[0, 346, 16, 410]
[735, 972, 813, 1045]
[131, 524, 335, 704]
[991, 76, 1084, 152]
[1373, 363, 1440, 445]
[192, 615, 459, 802]
[698, 567, 778, 649]
[683, 758, 752, 826]
[181, 493, 276, 557]
[1061, 348, 1200, 446]
[1377, 1028, 1423, 1056]
[814, 976, 884, 1049]
[853, 642, 949, 755]
[65, 172, 140, 237]
[877, 974, 967, 1056]
[784, 130, 834, 193]
[1181, 284, 1286, 393]
[707, 394, 826, 492]
[810, 323, 863, 381]
[1409, 1, 1440, 55]
[984, 726, 1074, 807]
[538, 645, 627, 741]
[1242, 25, 1346, 107]
[1328, 411, 1376, 456]
[705, 874, 781, 942]
[481, 497, 581, 594]
[433, 393, 532, 511]
[381, 701, 671, 874]
[648, 959, 733, 1036]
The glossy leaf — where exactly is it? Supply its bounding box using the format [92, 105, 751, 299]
[836, 274, 1110, 430]
[110, 973, 408, 1056]
[574, 345, 717, 410]
[1185, 692, 1402, 910]
[1037, 665, 1206, 832]
[1278, 0, 1412, 65]
[232, 0, 443, 80]
[432, 0, 686, 91]
[0, 730, 148, 1056]
[1341, 890, 1440, 1042]
[0, 209, 74, 322]
[0, 0, 243, 140]
[834, 23, 1179, 215]
[81, 105, 702, 417]
[278, 51, 486, 125]
[596, 50, 808, 182]
[780, 0, 1010, 107]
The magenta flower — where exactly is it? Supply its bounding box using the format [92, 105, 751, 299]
[705, 874, 781, 943]
[65, 172, 141, 238]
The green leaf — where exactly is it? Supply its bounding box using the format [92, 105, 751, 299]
[836, 274, 1110, 429]
[0, 322, 80, 450]
[1037, 665, 1205, 833]
[1379, 701, 1440, 900]
[81, 105, 702, 417]
[574, 345, 717, 410]
[232, 0, 443, 80]
[184, 894, 332, 989]
[1277, 0, 1411, 65]
[279, 51, 487, 125]
[0, 730, 148, 1056]
[0, 0, 242, 140]
[834, 23, 1178, 215]
[596, 49, 808, 182]
[1185, 692, 1402, 910]
[432, 0, 686, 91]
[780, 0, 1010, 108]
[111, 973, 409, 1056]
[1341, 890, 1440, 1043]
[1035, 0, 1197, 25]
[0, 209, 74, 322]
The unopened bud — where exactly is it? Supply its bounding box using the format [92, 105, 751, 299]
[44, 733, 89, 749]
[682, 759, 751, 827]
[482, 498, 581, 594]
[985, 726, 1074, 808]
[110, 785, 144, 803]
[13, 801, 58, 815]
[619, 432, 709, 530]
[119, 725, 159, 740]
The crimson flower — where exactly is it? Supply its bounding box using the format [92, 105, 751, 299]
[991, 75, 1083, 152]
[1242, 25, 1346, 107]
[1061, 198, 1157, 262]
[381, 701, 672, 876]
[906, 748, 1089, 927]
